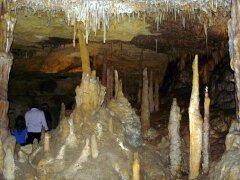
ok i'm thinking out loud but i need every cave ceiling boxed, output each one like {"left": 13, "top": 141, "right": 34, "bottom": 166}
{"left": 11, "top": 0, "right": 230, "bottom": 59}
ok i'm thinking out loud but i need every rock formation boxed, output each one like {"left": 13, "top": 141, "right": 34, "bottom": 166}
{"left": 210, "top": 120, "right": 240, "bottom": 179}
{"left": 202, "top": 87, "right": 210, "bottom": 173}
{"left": 168, "top": 98, "right": 181, "bottom": 177}
{"left": 189, "top": 55, "right": 203, "bottom": 179}
{"left": 228, "top": 0, "right": 240, "bottom": 120}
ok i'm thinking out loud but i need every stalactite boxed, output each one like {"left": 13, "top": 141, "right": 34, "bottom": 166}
{"left": 202, "top": 87, "right": 210, "bottom": 173}
{"left": 228, "top": 0, "right": 240, "bottom": 120}
{"left": 154, "top": 76, "right": 159, "bottom": 112}
{"left": 189, "top": 55, "right": 203, "bottom": 179}
{"left": 78, "top": 32, "right": 91, "bottom": 74}
{"left": 132, "top": 152, "right": 140, "bottom": 180}
{"left": 149, "top": 70, "right": 154, "bottom": 113}
{"left": 141, "top": 68, "right": 150, "bottom": 134}
{"left": 168, "top": 98, "right": 181, "bottom": 177}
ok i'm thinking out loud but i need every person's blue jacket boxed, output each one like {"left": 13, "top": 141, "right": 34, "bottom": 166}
{"left": 13, "top": 128, "right": 27, "bottom": 145}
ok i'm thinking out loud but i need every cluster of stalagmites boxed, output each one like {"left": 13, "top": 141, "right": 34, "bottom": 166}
{"left": 0, "top": 67, "right": 143, "bottom": 180}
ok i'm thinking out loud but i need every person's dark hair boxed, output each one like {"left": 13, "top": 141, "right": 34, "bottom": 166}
{"left": 15, "top": 115, "right": 26, "bottom": 132}
{"left": 30, "top": 103, "right": 39, "bottom": 109}
{"left": 41, "top": 103, "right": 49, "bottom": 111}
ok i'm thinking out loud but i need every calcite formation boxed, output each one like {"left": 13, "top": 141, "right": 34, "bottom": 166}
{"left": 188, "top": 55, "right": 203, "bottom": 179}
{"left": 168, "top": 98, "right": 181, "bottom": 177}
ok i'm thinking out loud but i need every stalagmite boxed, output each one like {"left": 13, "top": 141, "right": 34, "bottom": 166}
{"left": 117, "top": 80, "right": 124, "bottom": 97}
{"left": 228, "top": 0, "right": 240, "bottom": 120}
{"left": 65, "top": 117, "right": 78, "bottom": 148}
{"left": 18, "top": 150, "right": 28, "bottom": 163}
{"left": 132, "top": 152, "right": 140, "bottom": 180}
{"left": 189, "top": 55, "right": 203, "bottom": 179}
{"left": 78, "top": 32, "right": 91, "bottom": 74}
{"left": 154, "top": 76, "right": 159, "bottom": 112}
{"left": 114, "top": 70, "right": 119, "bottom": 97}
{"left": 44, "top": 133, "right": 50, "bottom": 153}
{"left": 168, "top": 98, "right": 181, "bottom": 177}
{"left": 202, "top": 87, "right": 210, "bottom": 173}
{"left": 141, "top": 68, "right": 150, "bottom": 133}
{"left": 149, "top": 70, "right": 154, "bottom": 113}
{"left": 75, "top": 70, "right": 106, "bottom": 112}
{"left": 91, "top": 134, "right": 98, "bottom": 159}
{"left": 3, "top": 136, "right": 16, "bottom": 180}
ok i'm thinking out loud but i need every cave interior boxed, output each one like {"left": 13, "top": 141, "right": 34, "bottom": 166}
{"left": 0, "top": 0, "right": 240, "bottom": 179}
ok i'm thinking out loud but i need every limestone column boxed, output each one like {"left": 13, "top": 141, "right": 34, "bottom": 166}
{"left": 228, "top": 0, "right": 240, "bottom": 120}
{"left": 141, "top": 68, "right": 150, "bottom": 133}
{"left": 189, "top": 55, "right": 203, "bottom": 179}
{"left": 149, "top": 70, "right": 154, "bottom": 113}
{"left": 202, "top": 87, "right": 210, "bottom": 173}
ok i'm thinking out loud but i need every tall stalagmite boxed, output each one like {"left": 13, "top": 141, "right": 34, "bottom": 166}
{"left": 228, "top": 0, "right": 240, "bottom": 120}
{"left": 189, "top": 55, "right": 203, "bottom": 179}
{"left": 202, "top": 87, "right": 210, "bottom": 173}
{"left": 168, "top": 98, "right": 181, "bottom": 177}
{"left": 141, "top": 68, "right": 150, "bottom": 133}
